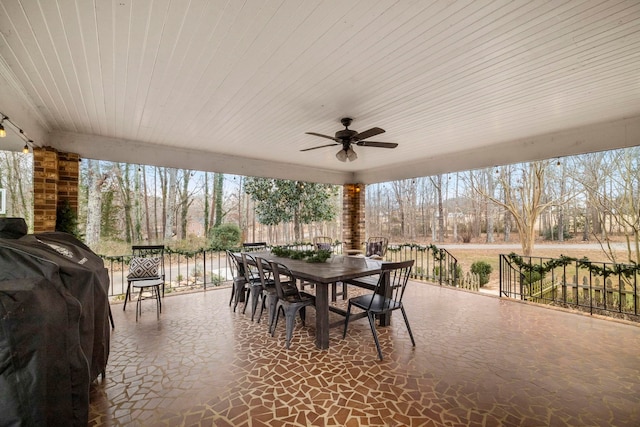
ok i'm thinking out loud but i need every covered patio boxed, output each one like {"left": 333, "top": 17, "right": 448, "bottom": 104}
{"left": 91, "top": 282, "right": 640, "bottom": 426}
{"left": 1, "top": 2, "right": 640, "bottom": 425}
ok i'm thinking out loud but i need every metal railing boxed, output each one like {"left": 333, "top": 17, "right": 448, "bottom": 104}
{"left": 102, "top": 249, "right": 233, "bottom": 299}
{"left": 101, "top": 242, "right": 459, "bottom": 298}
{"left": 267, "top": 242, "right": 459, "bottom": 286}
{"left": 384, "top": 244, "right": 458, "bottom": 286}
{"left": 500, "top": 254, "right": 639, "bottom": 321}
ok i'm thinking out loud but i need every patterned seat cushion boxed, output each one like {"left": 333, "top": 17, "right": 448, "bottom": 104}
{"left": 128, "top": 257, "right": 160, "bottom": 278}
{"left": 316, "top": 243, "right": 332, "bottom": 252}
{"left": 366, "top": 241, "right": 382, "bottom": 257}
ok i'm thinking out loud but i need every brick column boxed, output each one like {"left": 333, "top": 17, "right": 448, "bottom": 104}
{"left": 57, "top": 151, "right": 80, "bottom": 213}
{"left": 32, "top": 147, "right": 79, "bottom": 233}
{"left": 342, "top": 183, "right": 365, "bottom": 250}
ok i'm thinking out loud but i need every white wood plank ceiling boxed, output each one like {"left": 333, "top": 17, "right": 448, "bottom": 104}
{"left": 1, "top": 0, "right": 639, "bottom": 184}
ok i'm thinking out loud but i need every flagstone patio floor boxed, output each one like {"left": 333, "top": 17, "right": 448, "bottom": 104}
{"left": 89, "top": 281, "right": 640, "bottom": 426}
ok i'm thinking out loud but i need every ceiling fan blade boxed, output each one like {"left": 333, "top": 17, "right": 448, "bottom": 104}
{"left": 305, "top": 132, "right": 338, "bottom": 141}
{"left": 356, "top": 141, "right": 398, "bottom": 149}
{"left": 300, "top": 143, "right": 339, "bottom": 152}
{"left": 353, "top": 127, "right": 385, "bottom": 141}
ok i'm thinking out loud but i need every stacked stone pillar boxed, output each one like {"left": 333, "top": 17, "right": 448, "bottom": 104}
{"left": 342, "top": 183, "right": 365, "bottom": 251}
{"left": 32, "top": 147, "right": 79, "bottom": 233}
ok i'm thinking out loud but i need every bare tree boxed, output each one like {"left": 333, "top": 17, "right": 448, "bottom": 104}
{"left": 0, "top": 151, "right": 32, "bottom": 223}
{"left": 113, "top": 163, "right": 134, "bottom": 243}
{"left": 164, "top": 168, "right": 178, "bottom": 240}
{"left": 578, "top": 148, "right": 639, "bottom": 264}
{"left": 85, "top": 159, "right": 107, "bottom": 246}
{"left": 477, "top": 162, "right": 556, "bottom": 256}
{"left": 142, "top": 166, "right": 152, "bottom": 241}
{"left": 429, "top": 175, "right": 445, "bottom": 242}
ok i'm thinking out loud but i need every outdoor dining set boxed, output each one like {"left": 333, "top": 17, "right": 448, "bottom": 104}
{"left": 225, "top": 237, "right": 416, "bottom": 360}
{"left": 120, "top": 237, "right": 416, "bottom": 360}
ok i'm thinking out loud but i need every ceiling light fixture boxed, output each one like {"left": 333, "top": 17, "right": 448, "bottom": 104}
{"left": 0, "top": 123, "right": 5, "bottom": 138}
{"left": 336, "top": 146, "right": 357, "bottom": 162}
{"left": 22, "top": 144, "right": 29, "bottom": 154}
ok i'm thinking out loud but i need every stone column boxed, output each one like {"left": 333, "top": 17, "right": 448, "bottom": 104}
{"left": 342, "top": 183, "right": 365, "bottom": 251}
{"left": 32, "top": 147, "right": 79, "bottom": 233}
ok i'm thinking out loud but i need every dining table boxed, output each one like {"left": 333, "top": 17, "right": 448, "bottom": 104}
{"left": 233, "top": 251, "right": 382, "bottom": 350}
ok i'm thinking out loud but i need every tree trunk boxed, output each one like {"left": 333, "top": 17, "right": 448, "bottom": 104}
{"left": 203, "top": 172, "right": 210, "bottom": 237}
{"left": 133, "top": 166, "right": 142, "bottom": 242}
{"left": 164, "top": 168, "right": 178, "bottom": 240}
{"left": 179, "top": 169, "right": 191, "bottom": 239}
{"left": 142, "top": 166, "right": 151, "bottom": 241}
{"left": 214, "top": 173, "right": 224, "bottom": 227}
{"left": 85, "top": 160, "right": 103, "bottom": 247}
{"left": 486, "top": 169, "right": 495, "bottom": 243}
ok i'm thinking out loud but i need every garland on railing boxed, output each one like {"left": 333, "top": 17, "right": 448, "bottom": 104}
{"left": 387, "top": 243, "right": 444, "bottom": 261}
{"left": 506, "top": 253, "right": 639, "bottom": 279}
{"left": 99, "top": 246, "right": 211, "bottom": 263}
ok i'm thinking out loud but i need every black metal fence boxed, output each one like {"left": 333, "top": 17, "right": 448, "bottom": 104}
{"left": 102, "top": 249, "right": 232, "bottom": 299}
{"left": 385, "top": 244, "right": 459, "bottom": 286}
{"left": 500, "top": 254, "right": 639, "bottom": 321}
{"left": 101, "top": 242, "right": 459, "bottom": 298}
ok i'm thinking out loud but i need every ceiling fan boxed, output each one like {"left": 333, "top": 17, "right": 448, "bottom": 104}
{"left": 302, "top": 117, "right": 398, "bottom": 162}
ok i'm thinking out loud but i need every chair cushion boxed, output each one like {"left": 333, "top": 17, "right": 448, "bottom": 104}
{"left": 316, "top": 242, "right": 332, "bottom": 251}
{"left": 366, "top": 241, "right": 382, "bottom": 257}
{"left": 128, "top": 257, "right": 160, "bottom": 278}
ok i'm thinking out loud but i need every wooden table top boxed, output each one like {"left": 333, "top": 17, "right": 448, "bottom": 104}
{"left": 236, "top": 251, "right": 381, "bottom": 284}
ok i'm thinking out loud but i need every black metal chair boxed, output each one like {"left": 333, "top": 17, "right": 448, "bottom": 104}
{"left": 313, "top": 236, "right": 333, "bottom": 252}
{"left": 227, "top": 251, "right": 249, "bottom": 312}
{"left": 342, "top": 259, "right": 415, "bottom": 360}
{"left": 255, "top": 256, "right": 300, "bottom": 326}
{"left": 254, "top": 257, "right": 276, "bottom": 325}
{"left": 269, "top": 261, "right": 315, "bottom": 349}
{"left": 365, "top": 237, "right": 388, "bottom": 258}
{"left": 242, "top": 242, "right": 268, "bottom": 252}
{"left": 123, "top": 245, "right": 165, "bottom": 321}
{"left": 241, "top": 253, "right": 269, "bottom": 321}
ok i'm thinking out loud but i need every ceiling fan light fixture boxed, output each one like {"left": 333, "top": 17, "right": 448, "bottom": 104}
{"left": 346, "top": 147, "right": 357, "bottom": 161}
{"left": 336, "top": 149, "right": 347, "bottom": 162}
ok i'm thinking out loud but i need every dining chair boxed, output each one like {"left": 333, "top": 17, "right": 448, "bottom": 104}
{"left": 312, "top": 236, "right": 333, "bottom": 252}
{"left": 365, "top": 237, "right": 388, "bottom": 258}
{"left": 342, "top": 259, "right": 415, "bottom": 360}
{"left": 254, "top": 257, "right": 277, "bottom": 325}
{"left": 241, "top": 253, "right": 268, "bottom": 321}
{"left": 227, "top": 250, "right": 249, "bottom": 312}
{"left": 242, "top": 242, "right": 268, "bottom": 252}
{"left": 268, "top": 261, "right": 315, "bottom": 349}
{"left": 123, "top": 245, "right": 165, "bottom": 321}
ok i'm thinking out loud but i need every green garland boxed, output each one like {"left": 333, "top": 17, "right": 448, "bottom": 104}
{"left": 386, "top": 243, "right": 444, "bottom": 261}
{"left": 506, "top": 253, "right": 639, "bottom": 279}
{"left": 270, "top": 246, "right": 332, "bottom": 263}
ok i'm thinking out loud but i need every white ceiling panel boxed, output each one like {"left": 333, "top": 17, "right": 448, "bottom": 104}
{"left": 1, "top": 0, "right": 639, "bottom": 184}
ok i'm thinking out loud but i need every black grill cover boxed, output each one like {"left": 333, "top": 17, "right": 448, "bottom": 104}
{"left": 0, "top": 230, "right": 111, "bottom": 427}
{"left": 0, "top": 217, "right": 28, "bottom": 239}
